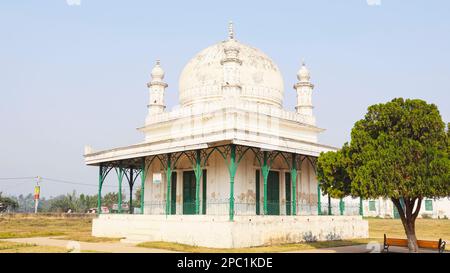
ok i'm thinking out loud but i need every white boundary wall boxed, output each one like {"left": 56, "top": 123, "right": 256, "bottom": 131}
{"left": 92, "top": 215, "right": 368, "bottom": 248}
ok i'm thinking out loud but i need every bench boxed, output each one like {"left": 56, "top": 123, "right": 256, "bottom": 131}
{"left": 383, "top": 234, "right": 446, "bottom": 253}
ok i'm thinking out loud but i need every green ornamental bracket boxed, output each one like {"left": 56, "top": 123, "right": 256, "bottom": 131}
{"left": 229, "top": 145, "right": 237, "bottom": 221}
{"left": 194, "top": 151, "right": 201, "bottom": 214}
{"left": 186, "top": 150, "right": 203, "bottom": 215}
{"left": 317, "top": 183, "right": 322, "bottom": 215}
{"left": 290, "top": 153, "right": 297, "bottom": 215}
{"left": 114, "top": 167, "right": 125, "bottom": 214}
{"left": 140, "top": 157, "right": 147, "bottom": 214}
{"left": 274, "top": 152, "right": 301, "bottom": 216}
{"left": 165, "top": 154, "right": 173, "bottom": 216}
{"left": 306, "top": 156, "right": 321, "bottom": 216}
{"left": 328, "top": 194, "right": 332, "bottom": 215}
{"left": 254, "top": 150, "right": 277, "bottom": 216}
{"left": 123, "top": 167, "right": 142, "bottom": 215}
{"left": 359, "top": 197, "right": 363, "bottom": 216}
{"left": 262, "top": 151, "right": 270, "bottom": 215}
{"left": 203, "top": 145, "right": 253, "bottom": 221}
{"left": 97, "top": 165, "right": 113, "bottom": 215}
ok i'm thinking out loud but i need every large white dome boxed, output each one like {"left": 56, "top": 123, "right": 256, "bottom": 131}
{"left": 179, "top": 40, "right": 284, "bottom": 107}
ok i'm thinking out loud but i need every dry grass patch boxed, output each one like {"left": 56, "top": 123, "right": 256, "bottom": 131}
{"left": 0, "top": 241, "right": 69, "bottom": 253}
{"left": 138, "top": 239, "right": 371, "bottom": 253}
{"left": 0, "top": 214, "right": 118, "bottom": 243}
{"left": 0, "top": 215, "right": 91, "bottom": 239}
{"left": 367, "top": 218, "right": 450, "bottom": 241}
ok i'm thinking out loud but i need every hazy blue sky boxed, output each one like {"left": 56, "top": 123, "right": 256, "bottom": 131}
{"left": 0, "top": 0, "right": 449, "bottom": 197}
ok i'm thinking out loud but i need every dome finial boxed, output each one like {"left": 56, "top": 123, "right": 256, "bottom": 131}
{"left": 228, "top": 21, "right": 234, "bottom": 40}
{"left": 150, "top": 59, "right": 165, "bottom": 82}
{"left": 297, "top": 59, "right": 311, "bottom": 82}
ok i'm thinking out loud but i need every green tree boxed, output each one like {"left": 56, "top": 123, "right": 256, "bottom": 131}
{"left": 317, "top": 98, "right": 450, "bottom": 252}
{"left": 134, "top": 187, "right": 141, "bottom": 209}
{"left": 102, "top": 192, "right": 118, "bottom": 208}
{"left": 49, "top": 194, "right": 73, "bottom": 212}
{"left": 0, "top": 192, "right": 19, "bottom": 212}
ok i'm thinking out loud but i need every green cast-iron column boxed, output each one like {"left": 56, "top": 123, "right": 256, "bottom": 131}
{"left": 339, "top": 198, "right": 344, "bottom": 215}
{"left": 97, "top": 165, "right": 103, "bottom": 214}
{"left": 359, "top": 197, "right": 363, "bottom": 216}
{"left": 117, "top": 168, "right": 123, "bottom": 214}
{"left": 328, "top": 194, "right": 332, "bottom": 215}
{"left": 129, "top": 168, "right": 134, "bottom": 214}
{"left": 140, "top": 158, "right": 146, "bottom": 214}
{"left": 290, "top": 154, "right": 297, "bottom": 215}
{"left": 317, "top": 183, "right": 322, "bottom": 215}
{"left": 195, "top": 150, "right": 201, "bottom": 215}
{"left": 262, "top": 151, "right": 269, "bottom": 215}
{"left": 229, "top": 145, "right": 237, "bottom": 221}
{"left": 166, "top": 154, "right": 172, "bottom": 216}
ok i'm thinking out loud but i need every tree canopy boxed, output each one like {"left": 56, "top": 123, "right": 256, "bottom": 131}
{"left": 0, "top": 192, "right": 19, "bottom": 212}
{"left": 317, "top": 98, "right": 450, "bottom": 252}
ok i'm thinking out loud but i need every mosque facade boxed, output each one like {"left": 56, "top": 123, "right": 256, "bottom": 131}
{"left": 85, "top": 23, "right": 368, "bottom": 248}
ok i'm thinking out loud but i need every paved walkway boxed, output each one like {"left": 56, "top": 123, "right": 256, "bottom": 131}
{"left": 286, "top": 244, "right": 373, "bottom": 253}
{"left": 0, "top": 237, "right": 176, "bottom": 253}
{"left": 287, "top": 244, "right": 445, "bottom": 253}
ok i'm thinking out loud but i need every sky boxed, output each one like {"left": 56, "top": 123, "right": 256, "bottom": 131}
{"left": 0, "top": 0, "right": 449, "bottom": 198}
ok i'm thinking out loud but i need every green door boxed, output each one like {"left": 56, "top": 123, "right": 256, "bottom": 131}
{"left": 267, "top": 171, "right": 280, "bottom": 215}
{"left": 393, "top": 198, "right": 404, "bottom": 219}
{"left": 393, "top": 206, "right": 400, "bottom": 219}
{"left": 285, "top": 172, "right": 291, "bottom": 215}
{"left": 170, "top": 172, "right": 177, "bottom": 215}
{"left": 183, "top": 171, "right": 196, "bottom": 215}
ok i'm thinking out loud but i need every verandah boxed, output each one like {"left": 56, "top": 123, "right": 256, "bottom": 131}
{"left": 96, "top": 144, "right": 364, "bottom": 220}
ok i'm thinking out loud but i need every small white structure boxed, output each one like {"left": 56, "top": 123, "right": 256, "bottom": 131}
{"left": 362, "top": 197, "right": 450, "bottom": 219}
{"left": 85, "top": 23, "right": 368, "bottom": 248}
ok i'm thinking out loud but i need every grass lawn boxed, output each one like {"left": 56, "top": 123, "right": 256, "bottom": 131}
{"left": 0, "top": 241, "right": 69, "bottom": 253}
{"left": 137, "top": 239, "right": 372, "bottom": 253}
{"left": 367, "top": 218, "right": 450, "bottom": 241}
{"left": 0, "top": 214, "right": 121, "bottom": 243}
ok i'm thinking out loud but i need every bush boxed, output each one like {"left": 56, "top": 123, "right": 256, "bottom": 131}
{"left": 421, "top": 213, "right": 433, "bottom": 219}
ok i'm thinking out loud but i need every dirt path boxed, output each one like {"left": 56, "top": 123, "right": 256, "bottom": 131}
{"left": 0, "top": 237, "right": 177, "bottom": 253}
{"left": 2, "top": 237, "right": 443, "bottom": 253}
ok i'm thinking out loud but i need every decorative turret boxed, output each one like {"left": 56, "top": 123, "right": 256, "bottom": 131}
{"left": 294, "top": 61, "right": 314, "bottom": 117}
{"left": 221, "top": 21, "right": 242, "bottom": 98}
{"left": 147, "top": 60, "right": 168, "bottom": 116}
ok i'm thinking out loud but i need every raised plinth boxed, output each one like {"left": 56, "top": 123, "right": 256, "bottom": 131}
{"left": 92, "top": 215, "right": 368, "bottom": 248}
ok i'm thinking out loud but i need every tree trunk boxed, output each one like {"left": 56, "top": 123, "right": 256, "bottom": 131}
{"left": 404, "top": 218, "right": 418, "bottom": 253}
{"left": 391, "top": 197, "right": 422, "bottom": 253}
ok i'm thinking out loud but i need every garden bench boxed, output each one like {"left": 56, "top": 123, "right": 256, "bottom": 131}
{"left": 383, "top": 234, "right": 446, "bottom": 253}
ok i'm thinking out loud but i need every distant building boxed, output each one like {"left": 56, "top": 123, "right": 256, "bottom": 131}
{"left": 362, "top": 198, "right": 450, "bottom": 219}
{"left": 84, "top": 23, "right": 368, "bottom": 248}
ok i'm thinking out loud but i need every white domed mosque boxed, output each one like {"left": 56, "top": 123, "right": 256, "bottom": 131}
{"left": 85, "top": 23, "right": 368, "bottom": 248}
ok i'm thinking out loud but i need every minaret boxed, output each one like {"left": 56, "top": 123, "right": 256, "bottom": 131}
{"left": 146, "top": 60, "right": 168, "bottom": 116}
{"left": 294, "top": 61, "right": 314, "bottom": 116}
{"left": 221, "top": 21, "right": 242, "bottom": 98}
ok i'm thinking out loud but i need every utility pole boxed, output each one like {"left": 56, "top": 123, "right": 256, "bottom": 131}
{"left": 34, "top": 176, "right": 41, "bottom": 214}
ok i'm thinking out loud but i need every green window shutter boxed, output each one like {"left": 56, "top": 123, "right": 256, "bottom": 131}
{"left": 425, "top": 200, "right": 433, "bottom": 211}
{"left": 369, "top": 200, "right": 376, "bottom": 211}
{"left": 171, "top": 172, "right": 177, "bottom": 215}
{"left": 202, "top": 170, "right": 207, "bottom": 215}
